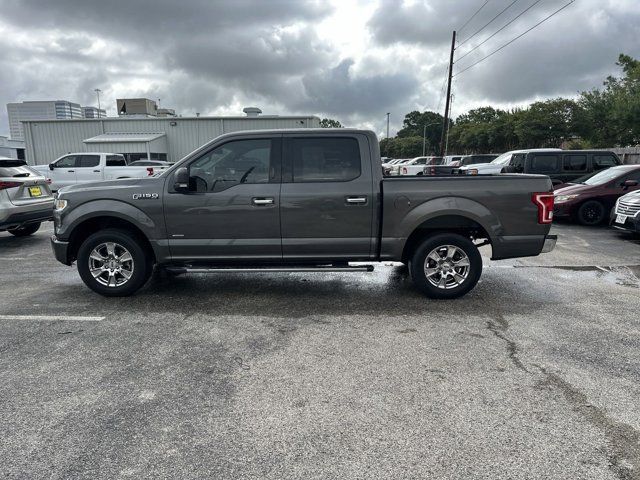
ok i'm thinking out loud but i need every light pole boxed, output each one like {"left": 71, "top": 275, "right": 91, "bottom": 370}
{"left": 422, "top": 122, "right": 441, "bottom": 156}
{"left": 94, "top": 88, "right": 102, "bottom": 112}
{"left": 386, "top": 112, "right": 390, "bottom": 139}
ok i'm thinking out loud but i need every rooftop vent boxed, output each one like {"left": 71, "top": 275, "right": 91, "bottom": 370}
{"left": 243, "top": 107, "right": 262, "bottom": 117}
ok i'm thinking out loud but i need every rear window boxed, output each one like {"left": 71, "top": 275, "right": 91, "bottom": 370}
{"left": 106, "top": 155, "right": 127, "bottom": 167}
{"left": 563, "top": 154, "right": 587, "bottom": 172}
{"left": 530, "top": 154, "right": 560, "bottom": 173}
{"left": 593, "top": 154, "right": 619, "bottom": 170}
{"left": 290, "top": 137, "right": 361, "bottom": 183}
{"left": 0, "top": 165, "right": 40, "bottom": 178}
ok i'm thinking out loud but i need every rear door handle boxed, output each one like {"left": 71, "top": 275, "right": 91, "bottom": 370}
{"left": 67, "top": 170, "right": 75, "bottom": 173}
{"left": 346, "top": 196, "right": 367, "bottom": 204}
{"left": 93, "top": 170, "right": 100, "bottom": 173}
{"left": 252, "top": 197, "right": 274, "bottom": 205}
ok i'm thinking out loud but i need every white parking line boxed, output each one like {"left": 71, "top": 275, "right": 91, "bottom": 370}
{"left": 0, "top": 315, "right": 104, "bottom": 322}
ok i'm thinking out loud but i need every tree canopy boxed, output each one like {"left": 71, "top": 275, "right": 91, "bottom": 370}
{"left": 381, "top": 54, "right": 640, "bottom": 157}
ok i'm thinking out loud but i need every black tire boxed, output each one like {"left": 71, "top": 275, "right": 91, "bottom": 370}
{"left": 577, "top": 200, "right": 605, "bottom": 226}
{"left": 409, "top": 233, "right": 482, "bottom": 299}
{"left": 8, "top": 222, "right": 40, "bottom": 237}
{"left": 77, "top": 228, "right": 152, "bottom": 296}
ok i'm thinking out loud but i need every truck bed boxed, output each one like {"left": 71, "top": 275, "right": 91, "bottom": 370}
{"left": 379, "top": 174, "right": 553, "bottom": 261}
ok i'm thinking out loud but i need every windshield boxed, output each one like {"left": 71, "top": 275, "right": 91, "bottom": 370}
{"left": 582, "top": 166, "right": 627, "bottom": 185}
{"left": 490, "top": 152, "right": 513, "bottom": 165}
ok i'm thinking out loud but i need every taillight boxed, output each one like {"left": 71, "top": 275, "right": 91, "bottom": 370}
{"left": 147, "top": 167, "right": 154, "bottom": 176}
{"left": 0, "top": 181, "right": 21, "bottom": 190}
{"left": 402, "top": 167, "right": 407, "bottom": 174}
{"left": 532, "top": 192, "right": 554, "bottom": 224}
{"left": 45, "top": 178, "right": 52, "bottom": 184}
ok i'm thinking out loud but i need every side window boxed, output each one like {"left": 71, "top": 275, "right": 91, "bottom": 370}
{"left": 290, "top": 137, "right": 361, "bottom": 182}
{"left": 415, "top": 158, "right": 427, "bottom": 165}
{"left": 563, "top": 154, "right": 587, "bottom": 172}
{"left": 593, "top": 154, "right": 619, "bottom": 170}
{"left": 106, "top": 155, "right": 126, "bottom": 167}
{"left": 78, "top": 155, "right": 100, "bottom": 168}
{"left": 189, "top": 139, "right": 271, "bottom": 193}
{"left": 530, "top": 154, "right": 559, "bottom": 173}
{"left": 623, "top": 170, "right": 640, "bottom": 183}
{"left": 510, "top": 154, "right": 525, "bottom": 173}
{"left": 55, "top": 155, "right": 78, "bottom": 168}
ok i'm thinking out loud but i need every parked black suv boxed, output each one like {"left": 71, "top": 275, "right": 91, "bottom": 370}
{"left": 460, "top": 149, "right": 622, "bottom": 185}
{"left": 502, "top": 150, "right": 622, "bottom": 185}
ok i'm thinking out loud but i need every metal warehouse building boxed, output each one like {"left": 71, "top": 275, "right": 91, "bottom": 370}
{"left": 22, "top": 114, "right": 320, "bottom": 165}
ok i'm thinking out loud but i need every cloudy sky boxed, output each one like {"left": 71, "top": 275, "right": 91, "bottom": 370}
{"left": 0, "top": 0, "right": 638, "bottom": 138}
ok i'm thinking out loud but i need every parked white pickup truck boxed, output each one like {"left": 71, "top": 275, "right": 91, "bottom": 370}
{"left": 32, "top": 153, "right": 170, "bottom": 191}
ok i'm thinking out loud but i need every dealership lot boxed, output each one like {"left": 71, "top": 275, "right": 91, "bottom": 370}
{"left": 1, "top": 223, "right": 639, "bottom": 479}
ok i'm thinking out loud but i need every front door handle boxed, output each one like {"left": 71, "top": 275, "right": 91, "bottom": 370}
{"left": 252, "top": 197, "right": 274, "bottom": 205}
{"left": 67, "top": 170, "right": 75, "bottom": 173}
{"left": 346, "top": 196, "right": 367, "bottom": 204}
{"left": 93, "top": 170, "right": 100, "bottom": 173}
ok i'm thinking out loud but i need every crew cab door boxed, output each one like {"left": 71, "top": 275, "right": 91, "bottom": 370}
{"left": 163, "top": 135, "right": 282, "bottom": 261}
{"left": 49, "top": 154, "right": 79, "bottom": 189}
{"left": 280, "top": 134, "right": 374, "bottom": 260}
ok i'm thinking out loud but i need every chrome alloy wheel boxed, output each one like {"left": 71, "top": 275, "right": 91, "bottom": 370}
{"left": 88, "top": 242, "right": 134, "bottom": 287}
{"left": 424, "top": 244, "right": 471, "bottom": 289}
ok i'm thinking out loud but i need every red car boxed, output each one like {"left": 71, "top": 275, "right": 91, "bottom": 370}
{"left": 553, "top": 165, "right": 640, "bottom": 225}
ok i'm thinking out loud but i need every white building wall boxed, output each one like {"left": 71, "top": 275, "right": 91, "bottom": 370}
{"left": 23, "top": 116, "right": 321, "bottom": 165}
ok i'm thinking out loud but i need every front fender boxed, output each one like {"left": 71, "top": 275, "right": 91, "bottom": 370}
{"left": 56, "top": 199, "right": 163, "bottom": 241}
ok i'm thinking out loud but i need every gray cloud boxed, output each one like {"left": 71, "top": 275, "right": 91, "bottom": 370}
{"left": 0, "top": 0, "right": 638, "bottom": 138}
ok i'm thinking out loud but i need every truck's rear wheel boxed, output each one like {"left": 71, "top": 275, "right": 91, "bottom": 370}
{"left": 77, "top": 229, "right": 151, "bottom": 296}
{"left": 409, "top": 233, "right": 482, "bottom": 299}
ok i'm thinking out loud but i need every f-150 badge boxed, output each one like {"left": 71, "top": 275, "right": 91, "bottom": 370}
{"left": 132, "top": 193, "right": 159, "bottom": 200}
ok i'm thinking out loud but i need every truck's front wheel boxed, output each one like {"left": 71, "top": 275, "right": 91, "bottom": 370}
{"left": 77, "top": 229, "right": 151, "bottom": 296}
{"left": 409, "top": 233, "right": 482, "bottom": 299}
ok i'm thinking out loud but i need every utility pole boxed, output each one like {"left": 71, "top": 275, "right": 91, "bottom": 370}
{"left": 423, "top": 124, "right": 427, "bottom": 156}
{"left": 94, "top": 88, "right": 102, "bottom": 111}
{"left": 386, "top": 112, "right": 390, "bottom": 139}
{"left": 440, "top": 30, "right": 456, "bottom": 156}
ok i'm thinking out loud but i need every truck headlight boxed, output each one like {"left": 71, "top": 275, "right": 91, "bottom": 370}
{"left": 54, "top": 199, "right": 68, "bottom": 211}
{"left": 554, "top": 194, "right": 579, "bottom": 203}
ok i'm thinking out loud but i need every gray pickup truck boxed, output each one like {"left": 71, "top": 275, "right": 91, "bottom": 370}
{"left": 51, "top": 129, "right": 556, "bottom": 298}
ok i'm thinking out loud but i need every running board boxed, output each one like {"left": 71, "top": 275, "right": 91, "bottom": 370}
{"left": 165, "top": 265, "right": 375, "bottom": 274}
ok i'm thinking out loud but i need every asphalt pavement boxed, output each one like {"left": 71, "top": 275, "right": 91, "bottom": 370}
{"left": 0, "top": 222, "right": 639, "bottom": 479}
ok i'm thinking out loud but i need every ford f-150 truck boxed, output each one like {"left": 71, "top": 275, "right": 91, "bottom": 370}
{"left": 50, "top": 129, "right": 556, "bottom": 298}
{"left": 33, "top": 153, "right": 169, "bottom": 191}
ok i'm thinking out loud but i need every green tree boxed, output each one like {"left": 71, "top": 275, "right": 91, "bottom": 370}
{"left": 319, "top": 118, "right": 343, "bottom": 128}
{"left": 396, "top": 111, "right": 445, "bottom": 154}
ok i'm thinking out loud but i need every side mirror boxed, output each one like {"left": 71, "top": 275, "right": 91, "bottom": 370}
{"left": 623, "top": 179, "right": 638, "bottom": 188}
{"left": 173, "top": 167, "right": 190, "bottom": 192}
{"left": 49, "top": 163, "right": 55, "bottom": 171}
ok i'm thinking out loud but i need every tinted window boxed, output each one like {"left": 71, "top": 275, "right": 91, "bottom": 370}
{"left": 414, "top": 158, "right": 427, "bottom": 165}
{"left": 78, "top": 155, "right": 100, "bottom": 168}
{"left": 563, "top": 154, "right": 587, "bottom": 172}
{"left": 189, "top": 139, "right": 271, "bottom": 192}
{"left": 106, "top": 155, "right": 127, "bottom": 167}
{"left": 593, "top": 154, "right": 619, "bottom": 170}
{"left": 0, "top": 165, "right": 38, "bottom": 177}
{"left": 55, "top": 155, "right": 77, "bottom": 168}
{"left": 511, "top": 154, "right": 525, "bottom": 173}
{"left": 291, "top": 137, "right": 360, "bottom": 182}
{"left": 530, "top": 154, "right": 559, "bottom": 173}
{"left": 623, "top": 169, "right": 640, "bottom": 182}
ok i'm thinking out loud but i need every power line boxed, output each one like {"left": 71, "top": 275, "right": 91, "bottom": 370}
{"left": 458, "top": 0, "right": 519, "bottom": 47}
{"left": 458, "top": 0, "right": 490, "bottom": 33}
{"left": 456, "top": 0, "right": 543, "bottom": 64}
{"left": 454, "top": 0, "right": 575, "bottom": 77}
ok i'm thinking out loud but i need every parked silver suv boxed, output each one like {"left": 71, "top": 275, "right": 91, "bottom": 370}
{"left": 0, "top": 157, "right": 54, "bottom": 237}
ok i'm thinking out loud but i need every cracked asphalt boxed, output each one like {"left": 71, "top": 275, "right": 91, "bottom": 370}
{"left": 1, "top": 222, "right": 639, "bottom": 479}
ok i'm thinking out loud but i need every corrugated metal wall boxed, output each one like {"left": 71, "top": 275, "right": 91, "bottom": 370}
{"left": 23, "top": 116, "right": 320, "bottom": 165}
